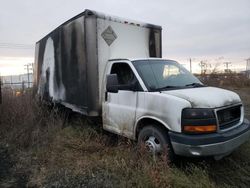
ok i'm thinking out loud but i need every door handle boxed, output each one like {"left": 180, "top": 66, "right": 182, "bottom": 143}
{"left": 105, "top": 92, "right": 108, "bottom": 101}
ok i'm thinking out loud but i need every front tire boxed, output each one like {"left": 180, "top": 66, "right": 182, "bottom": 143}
{"left": 138, "top": 125, "right": 175, "bottom": 162}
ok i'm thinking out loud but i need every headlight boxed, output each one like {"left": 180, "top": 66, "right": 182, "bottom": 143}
{"left": 182, "top": 108, "right": 215, "bottom": 119}
{"left": 182, "top": 108, "right": 217, "bottom": 134}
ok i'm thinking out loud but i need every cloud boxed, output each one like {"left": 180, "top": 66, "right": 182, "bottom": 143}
{"left": 0, "top": 0, "right": 249, "bottom": 74}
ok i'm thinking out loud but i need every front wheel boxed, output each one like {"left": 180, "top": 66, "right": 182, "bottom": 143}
{"left": 138, "top": 125, "right": 175, "bottom": 162}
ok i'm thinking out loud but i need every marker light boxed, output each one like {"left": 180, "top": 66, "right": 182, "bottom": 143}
{"left": 183, "top": 125, "right": 217, "bottom": 133}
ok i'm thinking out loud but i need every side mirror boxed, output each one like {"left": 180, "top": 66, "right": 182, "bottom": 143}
{"left": 106, "top": 74, "right": 119, "bottom": 93}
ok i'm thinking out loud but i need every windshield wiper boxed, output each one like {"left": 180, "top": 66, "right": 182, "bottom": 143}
{"left": 150, "top": 83, "right": 205, "bottom": 91}
{"left": 185, "top": 83, "right": 205, "bottom": 87}
{"left": 150, "top": 85, "right": 181, "bottom": 91}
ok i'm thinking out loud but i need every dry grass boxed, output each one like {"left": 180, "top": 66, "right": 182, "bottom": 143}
{"left": 0, "top": 83, "right": 250, "bottom": 187}
{"left": 0, "top": 90, "right": 172, "bottom": 187}
{"left": 200, "top": 73, "right": 250, "bottom": 88}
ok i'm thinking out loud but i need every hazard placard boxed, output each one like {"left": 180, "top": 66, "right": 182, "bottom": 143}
{"left": 101, "top": 26, "right": 117, "bottom": 46}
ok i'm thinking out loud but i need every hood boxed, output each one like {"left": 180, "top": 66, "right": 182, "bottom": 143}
{"left": 163, "top": 87, "right": 241, "bottom": 108}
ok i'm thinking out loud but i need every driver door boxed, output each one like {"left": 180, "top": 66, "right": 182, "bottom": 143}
{"left": 103, "top": 62, "right": 140, "bottom": 138}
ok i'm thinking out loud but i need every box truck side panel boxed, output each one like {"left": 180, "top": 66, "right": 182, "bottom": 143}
{"left": 36, "top": 16, "right": 89, "bottom": 114}
{"left": 60, "top": 16, "right": 87, "bottom": 109}
{"left": 85, "top": 15, "right": 100, "bottom": 116}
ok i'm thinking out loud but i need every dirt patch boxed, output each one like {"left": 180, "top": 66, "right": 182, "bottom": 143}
{"left": 0, "top": 145, "right": 28, "bottom": 188}
{"left": 0, "top": 145, "right": 13, "bottom": 182}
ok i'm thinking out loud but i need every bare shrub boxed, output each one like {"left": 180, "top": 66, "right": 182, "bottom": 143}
{"left": 200, "top": 73, "right": 250, "bottom": 88}
{"left": 0, "top": 90, "right": 64, "bottom": 149}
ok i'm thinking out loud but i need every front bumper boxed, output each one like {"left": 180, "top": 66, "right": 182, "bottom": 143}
{"left": 169, "top": 119, "right": 250, "bottom": 157}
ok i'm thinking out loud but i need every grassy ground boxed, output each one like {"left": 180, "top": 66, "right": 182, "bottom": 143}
{"left": 0, "top": 87, "right": 250, "bottom": 188}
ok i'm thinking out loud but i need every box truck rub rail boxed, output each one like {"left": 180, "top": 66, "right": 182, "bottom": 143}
{"left": 34, "top": 9, "right": 250, "bottom": 161}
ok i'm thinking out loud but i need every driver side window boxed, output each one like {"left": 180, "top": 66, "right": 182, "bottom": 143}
{"left": 110, "top": 63, "right": 142, "bottom": 91}
{"left": 111, "top": 63, "right": 135, "bottom": 85}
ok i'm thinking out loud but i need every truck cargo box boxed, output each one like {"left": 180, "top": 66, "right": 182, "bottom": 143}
{"left": 34, "top": 9, "right": 162, "bottom": 116}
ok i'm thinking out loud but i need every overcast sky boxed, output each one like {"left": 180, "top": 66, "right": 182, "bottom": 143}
{"left": 0, "top": 0, "right": 250, "bottom": 75}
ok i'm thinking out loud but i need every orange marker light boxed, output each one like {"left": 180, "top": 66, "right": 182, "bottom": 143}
{"left": 184, "top": 125, "right": 217, "bottom": 133}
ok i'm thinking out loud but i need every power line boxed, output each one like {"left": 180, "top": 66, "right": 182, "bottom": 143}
{"left": 0, "top": 43, "right": 34, "bottom": 50}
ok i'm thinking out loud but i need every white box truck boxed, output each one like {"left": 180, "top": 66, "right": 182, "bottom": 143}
{"left": 34, "top": 9, "right": 250, "bottom": 161}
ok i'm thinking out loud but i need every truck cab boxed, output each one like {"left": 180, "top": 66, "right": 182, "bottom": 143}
{"left": 103, "top": 58, "right": 250, "bottom": 160}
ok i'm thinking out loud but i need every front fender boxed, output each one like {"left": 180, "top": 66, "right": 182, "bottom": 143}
{"left": 133, "top": 115, "right": 171, "bottom": 140}
{"left": 135, "top": 92, "right": 191, "bottom": 135}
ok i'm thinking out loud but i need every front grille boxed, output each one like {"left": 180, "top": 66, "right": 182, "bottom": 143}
{"left": 217, "top": 105, "right": 241, "bottom": 130}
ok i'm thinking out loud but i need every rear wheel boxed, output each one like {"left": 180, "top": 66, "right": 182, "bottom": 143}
{"left": 138, "top": 125, "right": 175, "bottom": 162}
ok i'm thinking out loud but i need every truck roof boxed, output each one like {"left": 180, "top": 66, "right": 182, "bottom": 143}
{"left": 68, "top": 9, "right": 162, "bottom": 29}
{"left": 108, "top": 58, "right": 172, "bottom": 62}
{"left": 37, "top": 9, "right": 162, "bottom": 44}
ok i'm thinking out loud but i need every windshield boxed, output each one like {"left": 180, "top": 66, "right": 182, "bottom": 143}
{"left": 132, "top": 59, "right": 203, "bottom": 91}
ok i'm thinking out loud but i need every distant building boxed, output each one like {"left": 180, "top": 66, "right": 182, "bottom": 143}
{"left": 1, "top": 73, "right": 33, "bottom": 89}
{"left": 240, "top": 70, "right": 250, "bottom": 79}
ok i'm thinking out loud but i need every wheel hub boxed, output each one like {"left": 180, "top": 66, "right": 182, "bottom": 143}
{"left": 145, "top": 136, "right": 162, "bottom": 154}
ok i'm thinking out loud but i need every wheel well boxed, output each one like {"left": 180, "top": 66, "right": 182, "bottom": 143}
{"left": 135, "top": 118, "right": 169, "bottom": 139}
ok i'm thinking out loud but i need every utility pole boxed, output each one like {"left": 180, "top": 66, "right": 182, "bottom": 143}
{"left": 246, "top": 58, "right": 250, "bottom": 71}
{"left": 25, "top": 64, "right": 30, "bottom": 88}
{"left": 0, "top": 76, "right": 2, "bottom": 104}
{"left": 24, "top": 63, "right": 33, "bottom": 88}
{"left": 223, "top": 62, "right": 231, "bottom": 73}
{"left": 199, "top": 61, "right": 206, "bottom": 75}
{"left": 246, "top": 58, "right": 250, "bottom": 78}
{"left": 200, "top": 61, "right": 203, "bottom": 75}
{"left": 189, "top": 58, "right": 192, "bottom": 73}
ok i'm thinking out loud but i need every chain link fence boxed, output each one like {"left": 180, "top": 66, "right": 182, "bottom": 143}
{"left": 0, "top": 76, "right": 33, "bottom": 104}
